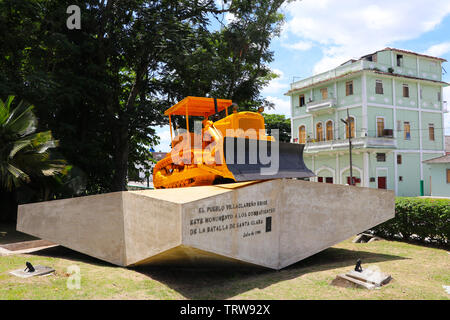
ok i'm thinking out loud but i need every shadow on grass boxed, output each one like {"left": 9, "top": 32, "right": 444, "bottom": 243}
{"left": 0, "top": 223, "right": 38, "bottom": 245}
{"left": 132, "top": 247, "right": 408, "bottom": 299}
{"left": 23, "top": 244, "right": 407, "bottom": 299}
{"left": 28, "top": 246, "right": 116, "bottom": 268}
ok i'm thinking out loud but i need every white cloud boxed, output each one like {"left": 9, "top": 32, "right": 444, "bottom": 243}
{"left": 224, "top": 12, "right": 237, "bottom": 24}
{"left": 425, "top": 42, "right": 450, "bottom": 57}
{"left": 282, "top": 40, "right": 313, "bottom": 51}
{"left": 284, "top": 0, "right": 450, "bottom": 74}
{"left": 261, "top": 68, "right": 289, "bottom": 96}
{"left": 264, "top": 96, "right": 291, "bottom": 117}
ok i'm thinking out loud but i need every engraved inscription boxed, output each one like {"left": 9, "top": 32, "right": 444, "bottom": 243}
{"left": 189, "top": 200, "right": 274, "bottom": 238}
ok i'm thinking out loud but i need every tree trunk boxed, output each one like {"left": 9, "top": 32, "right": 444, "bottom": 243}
{"left": 111, "top": 123, "right": 129, "bottom": 192}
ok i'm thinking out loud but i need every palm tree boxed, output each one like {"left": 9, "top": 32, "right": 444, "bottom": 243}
{"left": 0, "top": 95, "right": 67, "bottom": 221}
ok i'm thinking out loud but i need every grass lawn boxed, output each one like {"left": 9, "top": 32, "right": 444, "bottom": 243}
{"left": 0, "top": 227, "right": 448, "bottom": 299}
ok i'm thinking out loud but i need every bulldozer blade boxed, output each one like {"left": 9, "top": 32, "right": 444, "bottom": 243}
{"left": 223, "top": 137, "right": 315, "bottom": 181}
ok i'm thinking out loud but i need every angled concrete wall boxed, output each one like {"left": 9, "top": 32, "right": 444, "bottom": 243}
{"left": 17, "top": 192, "right": 126, "bottom": 265}
{"left": 17, "top": 179, "right": 395, "bottom": 269}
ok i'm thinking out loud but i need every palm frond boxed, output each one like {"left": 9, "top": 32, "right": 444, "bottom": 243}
{"left": 5, "top": 96, "right": 15, "bottom": 112}
{"left": 9, "top": 139, "right": 32, "bottom": 158}
{"left": 6, "top": 163, "right": 30, "bottom": 183}
{"left": 5, "top": 100, "right": 38, "bottom": 137}
{"left": 0, "top": 95, "right": 69, "bottom": 192}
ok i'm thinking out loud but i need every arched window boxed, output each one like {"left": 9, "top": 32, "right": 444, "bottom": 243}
{"left": 345, "top": 117, "right": 355, "bottom": 139}
{"left": 298, "top": 126, "right": 306, "bottom": 144}
{"left": 316, "top": 122, "right": 323, "bottom": 142}
{"left": 326, "top": 120, "right": 333, "bottom": 141}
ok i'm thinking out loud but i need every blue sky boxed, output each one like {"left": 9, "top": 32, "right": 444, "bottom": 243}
{"left": 153, "top": 0, "right": 450, "bottom": 152}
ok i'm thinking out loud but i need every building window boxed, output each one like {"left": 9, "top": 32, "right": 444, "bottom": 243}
{"left": 396, "top": 54, "right": 403, "bottom": 67}
{"left": 346, "top": 81, "right": 353, "bottom": 96}
{"left": 397, "top": 154, "right": 402, "bottom": 164}
{"left": 438, "top": 91, "right": 441, "bottom": 102}
{"left": 420, "top": 88, "right": 423, "bottom": 99}
{"left": 402, "top": 84, "right": 409, "bottom": 98}
{"left": 318, "top": 177, "right": 323, "bottom": 183}
{"left": 376, "top": 153, "right": 386, "bottom": 162}
{"left": 345, "top": 116, "right": 355, "bottom": 138}
{"left": 447, "top": 169, "right": 450, "bottom": 183}
{"left": 376, "top": 117, "right": 385, "bottom": 137}
{"left": 299, "top": 94, "right": 305, "bottom": 107}
{"left": 399, "top": 176, "right": 403, "bottom": 181}
{"left": 404, "top": 121, "right": 411, "bottom": 140}
{"left": 298, "top": 125, "right": 306, "bottom": 144}
{"left": 320, "top": 88, "right": 328, "bottom": 100}
{"left": 346, "top": 177, "right": 361, "bottom": 185}
{"left": 325, "top": 177, "right": 333, "bottom": 184}
{"left": 326, "top": 120, "right": 333, "bottom": 141}
{"left": 375, "top": 80, "right": 383, "bottom": 94}
{"left": 429, "top": 123, "right": 435, "bottom": 141}
{"left": 316, "top": 122, "right": 323, "bottom": 141}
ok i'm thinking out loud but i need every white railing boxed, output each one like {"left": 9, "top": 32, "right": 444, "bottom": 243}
{"left": 290, "top": 59, "right": 442, "bottom": 92}
{"left": 304, "top": 136, "right": 396, "bottom": 152}
{"left": 290, "top": 61, "right": 363, "bottom": 91}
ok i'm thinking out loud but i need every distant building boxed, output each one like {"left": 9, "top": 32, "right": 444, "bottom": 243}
{"left": 127, "top": 151, "right": 167, "bottom": 189}
{"left": 285, "top": 48, "right": 448, "bottom": 196}
{"left": 422, "top": 136, "right": 450, "bottom": 197}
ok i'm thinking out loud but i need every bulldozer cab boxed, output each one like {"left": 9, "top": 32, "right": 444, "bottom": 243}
{"left": 164, "top": 96, "right": 232, "bottom": 147}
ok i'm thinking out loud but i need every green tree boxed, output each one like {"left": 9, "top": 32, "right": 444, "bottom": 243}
{"left": 263, "top": 113, "right": 291, "bottom": 142}
{"left": 159, "top": 0, "right": 285, "bottom": 110}
{"left": 0, "top": 96, "right": 67, "bottom": 221}
{"left": 0, "top": 0, "right": 288, "bottom": 193}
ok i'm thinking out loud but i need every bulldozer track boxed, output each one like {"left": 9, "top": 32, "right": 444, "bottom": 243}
{"left": 153, "top": 154, "right": 215, "bottom": 189}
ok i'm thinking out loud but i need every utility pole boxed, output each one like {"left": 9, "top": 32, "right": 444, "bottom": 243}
{"left": 340, "top": 108, "right": 353, "bottom": 186}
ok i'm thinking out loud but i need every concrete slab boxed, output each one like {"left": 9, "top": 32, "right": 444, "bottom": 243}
{"left": 331, "top": 274, "right": 377, "bottom": 290}
{"left": 17, "top": 179, "right": 395, "bottom": 269}
{"left": 9, "top": 265, "right": 55, "bottom": 278}
{"left": 346, "top": 269, "right": 392, "bottom": 286}
{"left": 0, "top": 239, "right": 55, "bottom": 251}
{"left": 331, "top": 266, "right": 392, "bottom": 289}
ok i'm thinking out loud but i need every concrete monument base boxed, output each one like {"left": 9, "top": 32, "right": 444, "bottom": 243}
{"left": 17, "top": 179, "right": 395, "bottom": 269}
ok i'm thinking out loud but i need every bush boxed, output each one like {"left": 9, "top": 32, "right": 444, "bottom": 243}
{"left": 372, "top": 197, "right": 450, "bottom": 245}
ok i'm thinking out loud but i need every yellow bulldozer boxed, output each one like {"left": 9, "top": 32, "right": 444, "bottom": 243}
{"left": 153, "top": 96, "right": 313, "bottom": 189}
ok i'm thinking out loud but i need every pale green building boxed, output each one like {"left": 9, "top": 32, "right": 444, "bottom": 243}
{"left": 423, "top": 154, "right": 450, "bottom": 197}
{"left": 285, "top": 48, "right": 448, "bottom": 196}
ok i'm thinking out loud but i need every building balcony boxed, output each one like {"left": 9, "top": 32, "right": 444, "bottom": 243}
{"left": 304, "top": 135, "right": 397, "bottom": 153}
{"left": 306, "top": 98, "right": 336, "bottom": 114}
{"left": 288, "top": 59, "right": 442, "bottom": 94}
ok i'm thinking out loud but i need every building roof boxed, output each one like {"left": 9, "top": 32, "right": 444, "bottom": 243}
{"left": 285, "top": 47, "right": 448, "bottom": 95}
{"left": 423, "top": 154, "right": 450, "bottom": 164}
{"left": 382, "top": 47, "right": 447, "bottom": 62}
{"left": 151, "top": 152, "right": 167, "bottom": 161}
{"left": 285, "top": 69, "right": 448, "bottom": 95}
{"left": 164, "top": 97, "right": 232, "bottom": 117}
